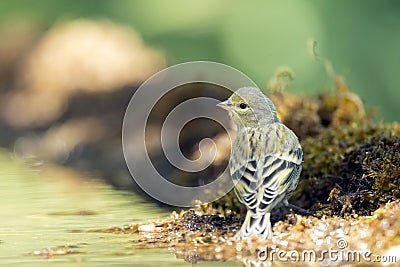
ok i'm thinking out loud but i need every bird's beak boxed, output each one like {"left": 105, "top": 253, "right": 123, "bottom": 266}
{"left": 216, "top": 99, "right": 232, "bottom": 110}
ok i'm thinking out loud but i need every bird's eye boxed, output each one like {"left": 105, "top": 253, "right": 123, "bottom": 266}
{"left": 239, "top": 103, "right": 248, "bottom": 109}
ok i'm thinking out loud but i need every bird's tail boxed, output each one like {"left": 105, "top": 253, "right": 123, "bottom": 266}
{"left": 235, "top": 211, "right": 272, "bottom": 240}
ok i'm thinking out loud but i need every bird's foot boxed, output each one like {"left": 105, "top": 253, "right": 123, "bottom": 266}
{"left": 286, "top": 203, "right": 312, "bottom": 216}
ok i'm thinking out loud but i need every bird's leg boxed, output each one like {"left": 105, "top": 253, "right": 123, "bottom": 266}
{"left": 258, "top": 212, "right": 272, "bottom": 239}
{"left": 233, "top": 211, "right": 274, "bottom": 240}
{"left": 283, "top": 200, "right": 311, "bottom": 216}
{"left": 288, "top": 203, "right": 311, "bottom": 216}
{"left": 233, "top": 211, "right": 251, "bottom": 240}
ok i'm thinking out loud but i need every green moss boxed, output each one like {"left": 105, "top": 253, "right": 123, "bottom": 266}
{"left": 292, "top": 123, "right": 400, "bottom": 217}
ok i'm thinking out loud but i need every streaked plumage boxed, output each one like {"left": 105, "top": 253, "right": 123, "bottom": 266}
{"left": 217, "top": 87, "right": 303, "bottom": 239}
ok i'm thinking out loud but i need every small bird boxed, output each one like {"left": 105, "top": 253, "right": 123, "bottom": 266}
{"left": 217, "top": 87, "right": 303, "bottom": 239}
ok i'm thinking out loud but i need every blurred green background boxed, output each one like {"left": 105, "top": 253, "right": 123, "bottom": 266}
{"left": 1, "top": 2, "right": 398, "bottom": 265}
{"left": 0, "top": 0, "right": 399, "bottom": 121}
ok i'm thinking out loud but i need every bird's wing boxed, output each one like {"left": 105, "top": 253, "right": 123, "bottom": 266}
{"left": 231, "top": 160, "right": 259, "bottom": 211}
{"left": 257, "top": 154, "right": 302, "bottom": 213}
{"left": 231, "top": 147, "right": 302, "bottom": 214}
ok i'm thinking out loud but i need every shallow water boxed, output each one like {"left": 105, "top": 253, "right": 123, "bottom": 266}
{"left": 0, "top": 151, "right": 240, "bottom": 266}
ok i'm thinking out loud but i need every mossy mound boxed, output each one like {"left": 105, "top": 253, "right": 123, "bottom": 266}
{"left": 269, "top": 73, "right": 370, "bottom": 139}
{"left": 292, "top": 122, "right": 400, "bottom": 217}
{"left": 333, "top": 135, "right": 400, "bottom": 216}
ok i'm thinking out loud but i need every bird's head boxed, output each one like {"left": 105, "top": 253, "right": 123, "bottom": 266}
{"left": 217, "top": 87, "right": 279, "bottom": 128}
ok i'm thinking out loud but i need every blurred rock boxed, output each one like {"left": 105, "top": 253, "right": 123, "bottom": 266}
{"left": 13, "top": 117, "right": 106, "bottom": 163}
{"left": 6, "top": 86, "right": 136, "bottom": 187}
{"left": 0, "top": 19, "right": 168, "bottom": 190}
{"left": 0, "top": 20, "right": 40, "bottom": 94}
{"left": 1, "top": 19, "right": 165, "bottom": 128}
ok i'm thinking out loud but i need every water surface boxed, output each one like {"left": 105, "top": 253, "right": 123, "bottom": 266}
{"left": 0, "top": 151, "right": 240, "bottom": 266}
